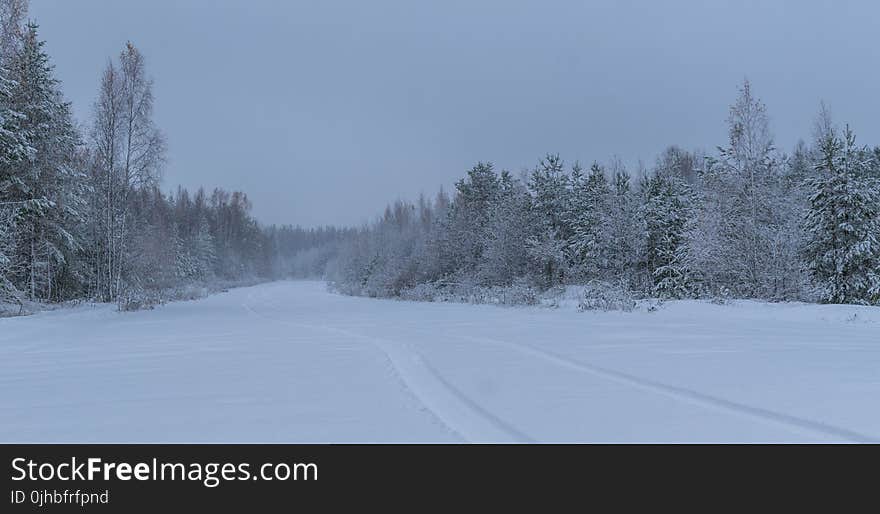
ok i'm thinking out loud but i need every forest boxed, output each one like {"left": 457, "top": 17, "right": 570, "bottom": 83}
{"left": 0, "top": 1, "right": 345, "bottom": 313}
{"left": 327, "top": 89, "right": 880, "bottom": 307}
{"left": 2, "top": 0, "right": 879, "bottom": 315}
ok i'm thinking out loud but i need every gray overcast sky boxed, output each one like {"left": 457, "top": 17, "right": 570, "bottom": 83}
{"left": 29, "top": 0, "right": 880, "bottom": 227}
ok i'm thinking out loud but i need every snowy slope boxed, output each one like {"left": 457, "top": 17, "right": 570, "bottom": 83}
{"left": 1, "top": 280, "right": 878, "bottom": 442}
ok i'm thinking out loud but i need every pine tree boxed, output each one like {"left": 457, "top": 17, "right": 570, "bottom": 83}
{"left": 804, "top": 126, "right": 880, "bottom": 304}
{"left": 606, "top": 166, "right": 639, "bottom": 284}
{"left": 480, "top": 170, "right": 535, "bottom": 285}
{"left": 529, "top": 154, "right": 570, "bottom": 239}
{"left": 640, "top": 173, "right": 693, "bottom": 298}
{"left": 568, "top": 162, "right": 611, "bottom": 279}
{"left": 525, "top": 225, "right": 568, "bottom": 288}
{"left": 443, "top": 162, "right": 500, "bottom": 277}
{"left": 524, "top": 155, "right": 572, "bottom": 285}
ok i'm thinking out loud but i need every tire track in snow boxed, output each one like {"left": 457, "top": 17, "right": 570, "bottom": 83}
{"left": 457, "top": 334, "right": 878, "bottom": 443}
{"left": 241, "top": 288, "right": 533, "bottom": 443}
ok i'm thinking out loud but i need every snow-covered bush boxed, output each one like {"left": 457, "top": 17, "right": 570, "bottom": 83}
{"left": 703, "top": 286, "right": 731, "bottom": 305}
{"left": 167, "top": 284, "right": 209, "bottom": 302}
{"left": 577, "top": 281, "right": 637, "bottom": 312}
{"left": 398, "top": 279, "right": 540, "bottom": 306}
{"left": 117, "top": 288, "right": 163, "bottom": 312}
{"left": 488, "top": 280, "right": 539, "bottom": 306}
{"left": 399, "top": 282, "right": 441, "bottom": 302}
{"left": 537, "top": 286, "right": 566, "bottom": 308}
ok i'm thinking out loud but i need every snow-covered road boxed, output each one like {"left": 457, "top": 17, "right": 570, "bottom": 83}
{"left": 2, "top": 280, "right": 879, "bottom": 442}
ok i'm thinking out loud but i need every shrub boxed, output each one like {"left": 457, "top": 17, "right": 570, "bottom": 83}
{"left": 117, "top": 289, "right": 163, "bottom": 312}
{"left": 399, "top": 279, "right": 540, "bottom": 307}
{"left": 577, "top": 280, "right": 637, "bottom": 312}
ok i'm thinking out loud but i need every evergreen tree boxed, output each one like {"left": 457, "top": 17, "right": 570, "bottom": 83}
{"left": 529, "top": 154, "right": 570, "bottom": 242}
{"left": 606, "top": 165, "right": 639, "bottom": 284}
{"left": 4, "top": 23, "right": 85, "bottom": 300}
{"left": 568, "top": 162, "right": 611, "bottom": 279}
{"left": 526, "top": 154, "right": 571, "bottom": 285}
{"left": 0, "top": 65, "right": 30, "bottom": 169}
{"left": 525, "top": 225, "right": 568, "bottom": 288}
{"left": 640, "top": 173, "right": 693, "bottom": 297}
{"left": 443, "top": 162, "right": 500, "bottom": 277}
{"left": 0, "top": 1, "right": 29, "bottom": 304}
{"left": 871, "top": 147, "right": 880, "bottom": 178}
{"left": 479, "top": 170, "right": 535, "bottom": 285}
{"left": 804, "top": 126, "right": 880, "bottom": 304}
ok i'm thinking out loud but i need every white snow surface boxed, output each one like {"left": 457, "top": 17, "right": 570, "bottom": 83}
{"left": 2, "top": 280, "right": 879, "bottom": 443}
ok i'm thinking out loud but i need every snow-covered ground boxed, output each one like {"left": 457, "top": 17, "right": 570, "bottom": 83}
{"left": 1, "top": 280, "right": 878, "bottom": 443}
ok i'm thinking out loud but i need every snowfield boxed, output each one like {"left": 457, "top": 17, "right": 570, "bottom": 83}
{"left": 1, "top": 280, "right": 879, "bottom": 443}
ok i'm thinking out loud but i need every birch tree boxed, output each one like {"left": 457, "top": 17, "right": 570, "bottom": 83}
{"left": 89, "top": 42, "right": 164, "bottom": 300}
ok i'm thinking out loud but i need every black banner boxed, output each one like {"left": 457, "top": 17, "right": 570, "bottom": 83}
{"left": 1, "top": 444, "right": 875, "bottom": 511}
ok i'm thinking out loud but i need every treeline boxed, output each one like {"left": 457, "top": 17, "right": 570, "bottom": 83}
{"left": 268, "top": 224, "right": 356, "bottom": 279}
{"left": 331, "top": 82, "right": 880, "bottom": 305}
{"left": 0, "top": 2, "right": 332, "bottom": 311}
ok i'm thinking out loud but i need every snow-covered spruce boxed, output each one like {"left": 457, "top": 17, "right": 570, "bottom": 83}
{"left": 804, "top": 126, "right": 880, "bottom": 304}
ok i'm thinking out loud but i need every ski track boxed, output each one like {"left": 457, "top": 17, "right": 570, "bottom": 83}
{"left": 242, "top": 288, "right": 531, "bottom": 442}
{"left": 455, "top": 333, "right": 878, "bottom": 443}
